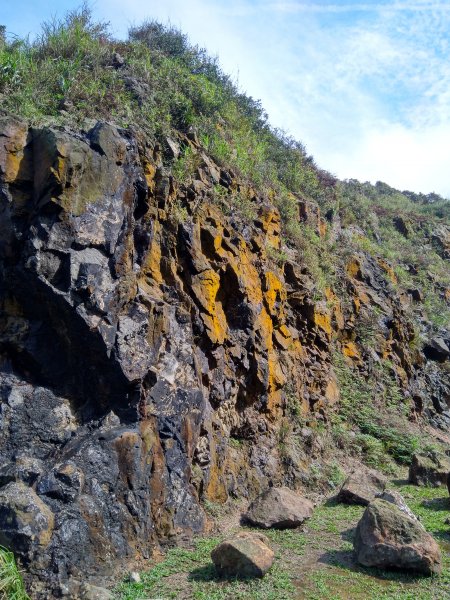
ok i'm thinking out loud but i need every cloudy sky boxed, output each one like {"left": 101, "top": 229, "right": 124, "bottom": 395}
{"left": 3, "top": 1, "right": 450, "bottom": 196}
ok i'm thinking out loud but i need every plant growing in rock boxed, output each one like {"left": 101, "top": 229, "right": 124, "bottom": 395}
{"left": 0, "top": 547, "right": 29, "bottom": 600}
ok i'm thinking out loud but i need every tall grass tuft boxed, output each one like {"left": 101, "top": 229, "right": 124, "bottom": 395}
{"left": 0, "top": 546, "right": 30, "bottom": 600}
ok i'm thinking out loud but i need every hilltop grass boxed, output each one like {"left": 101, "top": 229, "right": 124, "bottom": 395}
{"left": 114, "top": 480, "right": 450, "bottom": 600}
{"left": 1, "top": 5, "right": 448, "bottom": 325}
{"left": 0, "top": 547, "right": 29, "bottom": 600}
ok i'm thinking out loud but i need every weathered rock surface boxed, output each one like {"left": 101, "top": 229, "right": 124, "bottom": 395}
{"left": 243, "top": 486, "right": 313, "bottom": 529}
{"left": 0, "top": 113, "right": 448, "bottom": 595}
{"left": 337, "top": 469, "right": 386, "bottom": 506}
{"left": 211, "top": 531, "right": 274, "bottom": 578}
{"left": 0, "top": 482, "right": 54, "bottom": 557}
{"left": 409, "top": 452, "right": 450, "bottom": 487}
{"left": 377, "top": 489, "right": 421, "bottom": 524}
{"left": 354, "top": 499, "right": 442, "bottom": 575}
{"left": 0, "top": 116, "right": 342, "bottom": 594}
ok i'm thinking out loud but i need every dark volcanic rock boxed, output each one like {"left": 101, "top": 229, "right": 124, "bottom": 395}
{"left": 409, "top": 452, "right": 450, "bottom": 487}
{"left": 337, "top": 469, "right": 386, "bottom": 506}
{"left": 243, "top": 487, "right": 313, "bottom": 529}
{"left": 0, "top": 113, "right": 447, "bottom": 595}
{"left": 0, "top": 115, "right": 341, "bottom": 595}
{"left": 354, "top": 499, "right": 442, "bottom": 575}
{"left": 211, "top": 531, "right": 274, "bottom": 578}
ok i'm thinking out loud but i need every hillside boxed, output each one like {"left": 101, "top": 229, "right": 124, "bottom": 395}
{"left": 0, "top": 8, "right": 449, "bottom": 599}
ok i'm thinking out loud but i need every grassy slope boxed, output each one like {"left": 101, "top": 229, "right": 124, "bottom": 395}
{"left": 1, "top": 7, "right": 448, "bottom": 331}
{"left": 1, "top": 8, "right": 450, "bottom": 598}
{"left": 114, "top": 480, "right": 450, "bottom": 600}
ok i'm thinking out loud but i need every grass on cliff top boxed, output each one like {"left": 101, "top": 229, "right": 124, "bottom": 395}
{"left": 1, "top": 5, "right": 448, "bottom": 332}
{"left": 114, "top": 480, "right": 450, "bottom": 600}
{"left": 0, "top": 547, "right": 29, "bottom": 600}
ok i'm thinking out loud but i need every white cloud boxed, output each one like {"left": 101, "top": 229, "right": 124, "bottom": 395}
{"left": 92, "top": 0, "right": 450, "bottom": 197}
{"left": 321, "top": 122, "right": 450, "bottom": 195}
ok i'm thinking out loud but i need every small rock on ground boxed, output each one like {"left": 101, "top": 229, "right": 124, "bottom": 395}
{"left": 409, "top": 452, "right": 450, "bottom": 487}
{"left": 211, "top": 531, "right": 274, "bottom": 578}
{"left": 243, "top": 486, "right": 313, "bottom": 529}
{"left": 337, "top": 468, "right": 386, "bottom": 506}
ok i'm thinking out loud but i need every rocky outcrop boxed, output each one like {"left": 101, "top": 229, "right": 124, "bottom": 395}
{"left": 354, "top": 499, "right": 442, "bottom": 575}
{"left": 0, "top": 114, "right": 448, "bottom": 595}
{"left": 243, "top": 486, "right": 313, "bottom": 529}
{"left": 211, "top": 532, "right": 274, "bottom": 578}
{"left": 0, "top": 116, "right": 340, "bottom": 595}
{"left": 337, "top": 469, "right": 386, "bottom": 506}
{"left": 409, "top": 452, "right": 450, "bottom": 487}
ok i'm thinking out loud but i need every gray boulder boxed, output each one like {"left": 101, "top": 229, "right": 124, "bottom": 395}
{"left": 409, "top": 452, "right": 450, "bottom": 487}
{"left": 211, "top": 531, "right": 274, "bottom": 578}
{"left": 377, "top": 489, "right": 421, "bottom": 525}
{"left": 337, "top": 468, "right": 386, "bottom": 506}
{"left": 244, "top": 487, "right": 313, "bottom": 529}
{"left": 354, "top": 499, "right": 442, "bottom": 575}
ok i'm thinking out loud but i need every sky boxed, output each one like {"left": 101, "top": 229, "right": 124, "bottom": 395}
{"left": 3, "top": 0, "right": 450, "bottom": 197}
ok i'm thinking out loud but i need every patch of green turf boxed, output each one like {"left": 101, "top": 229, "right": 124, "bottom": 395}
{"left": 115, "top": 481, "right": 450, "bottom": 600}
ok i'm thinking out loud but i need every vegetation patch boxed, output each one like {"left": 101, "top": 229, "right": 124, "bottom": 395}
{"left": 0, "top": 547, "right": 29, "bottom": 600}
{"left": 115, "top": 480, "right": 450, "bottom": 600}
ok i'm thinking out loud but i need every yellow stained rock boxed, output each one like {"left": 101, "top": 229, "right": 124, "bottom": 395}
{"left": 377, "top": 258, "right": 398, "bottom": 284}
{"left": 342, "top": 341, "right": 361, "bottom": 361}
{"left": 258, "top": 206, "right": 281, "bottom": 249}
{"left": 313, "top": 305, "right": 332, "bottom": 336}
{"left": 0, "top": 119, "right": 29, "bottom": 184}
{"left": 346, "top": 257, "right": 362, "bottom": 279}
{"left": 141, "top": 222, "right": 163, "bottom": 286}
{"left": 191, "top": 269, "right": 227, "bottom": 344}
{"left": 325, "top": 373, "right": 340, "bottom": 405}
{"left": 264, "top": 271, "right": 286, "bottom": 316}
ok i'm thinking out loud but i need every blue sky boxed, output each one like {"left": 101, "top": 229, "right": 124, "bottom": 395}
{"left": 4, "top": 1, "right": 450, "bottom": 196}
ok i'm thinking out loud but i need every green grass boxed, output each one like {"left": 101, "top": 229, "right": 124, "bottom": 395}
{"left": 113, "top": 536, "right": 295, "bottom": 600}
{"left": 114, "top": 481, "right": 450, "bottom": 600}
{"left": 298, "top": 482, "right": 450, "bottom": 600}
{"left": 0, "top": 547, "right": 29, "bottom": 600}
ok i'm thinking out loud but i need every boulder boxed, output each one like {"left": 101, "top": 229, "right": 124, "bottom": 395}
{"left": 377, "top": 489, "right": 421, "bottom": 525}
{"left": 354, "top": 499, "right": 442, "bottom": 575}
{"left": 409, "top": 452, "right": 450, "bottom": 487}
{"left": 337, "top": 469, "right": 386, "bottom": 506}
{"left": 243, "top": 487, "right": 313, "bottom": 529}
{"left": 211, "top": 531, "right": 274, "bottom": 578}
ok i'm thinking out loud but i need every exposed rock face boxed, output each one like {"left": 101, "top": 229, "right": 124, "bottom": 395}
{"left": 337, "top": 469, "right": 386, "bottom": 506}
{"left": 409, "top": 452, "right": 450, "bottom": 487}
{"left": 0, "top": 116, "right": 340, "bottom": 594}
{"left": 243, "top": 487, "right": 313, "bottom": 529}
{"left": 211, "top": 532, "right": 274, "bottom": 578}
{"left": 0, "top": 114, "right": 448, "bottom": 594}
{"left": 354, "top": 499, "right": 442, "bottom": 575}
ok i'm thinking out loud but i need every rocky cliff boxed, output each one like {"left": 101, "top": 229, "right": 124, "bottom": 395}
{"left": 0, "top": 112, "right": 448, "bottom": 597}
